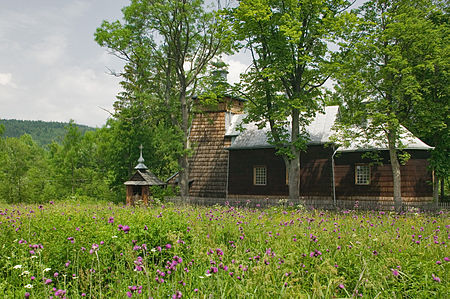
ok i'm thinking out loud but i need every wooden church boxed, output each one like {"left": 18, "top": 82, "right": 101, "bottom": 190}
{"left": 183, "top": 96, "right": 434, "bottom": 205}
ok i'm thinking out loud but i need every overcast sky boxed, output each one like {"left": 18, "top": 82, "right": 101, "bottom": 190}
{"left": 0, "top": 0, "right": 363, "bottom": 128}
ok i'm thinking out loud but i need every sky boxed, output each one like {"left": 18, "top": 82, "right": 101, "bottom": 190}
{"left": 0, "top": 0, "right": 364, "bottom": 128}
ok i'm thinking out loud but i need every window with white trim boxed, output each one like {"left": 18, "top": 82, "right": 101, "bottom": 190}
{"left": 253, "top": 166, "right": 267, "bottom": 186}
{"left": 355, "top": 164, "right": 370, "bottom": 185}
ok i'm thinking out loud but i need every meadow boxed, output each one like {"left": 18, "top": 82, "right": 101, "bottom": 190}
{"left": 0, "top": 201, "right": 448, "bottom": 298}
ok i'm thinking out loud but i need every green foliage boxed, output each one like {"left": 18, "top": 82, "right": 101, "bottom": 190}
{"left": 0, "top": 119, "right": 95, "bottom": 146}
{"left": 95, "top": 0, "right": 234, "bottom": 199}
{"left": 0, "top": 134, "right": 51, "bottom": 203}
{"left": 333, "top": 0, "right": 448, "bottom": 203}
{"left": 228, "top": 0, "right": 354, "bottom": 198}
{"left": 0, "top": 202, "right": 448, "bottom": 297}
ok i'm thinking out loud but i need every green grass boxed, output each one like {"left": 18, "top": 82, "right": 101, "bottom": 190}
{"left": 0, "top": 202, "right": 448, "bottom": 298}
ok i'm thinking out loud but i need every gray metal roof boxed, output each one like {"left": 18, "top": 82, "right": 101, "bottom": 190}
{"left": 336, "top": 125, "right": 433, "bottom": 152}
{"left": 226, "top": 106, "right": 432, "bottom": 151}
{"left": 124, "top": 170, "right": 166, "bottom": 186}
{"left": 227, "top": 106, "right": 339, "bottom": 150}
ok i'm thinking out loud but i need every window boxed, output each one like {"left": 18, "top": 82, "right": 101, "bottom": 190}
{"left": 253, "top": 166, "right": 267, "bottom": 186}
{"left": 355, "top": 164, "right": 370, "bottom": 185}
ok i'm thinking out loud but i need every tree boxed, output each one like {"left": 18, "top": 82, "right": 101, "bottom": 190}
{"left": 0, "top": 134, "right": 49, "bottom": 203}
{"left": 229, "top": 0, "right": 354, "bottom": 200}
{"left": 334, "top": 0, "right": 446, "bottom": 210}
{"left": 95, "top": 0, "right": 232, "bottom": 200}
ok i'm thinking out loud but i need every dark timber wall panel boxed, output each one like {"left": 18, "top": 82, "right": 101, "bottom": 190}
{"left": 228, "top": 148, "right": 288, "bottom": 196}
{"left": 300, "top": 145, "right": 334, "bottom": 197}
{"left": 334, "top": 150, "right": 432, "bottom": 200}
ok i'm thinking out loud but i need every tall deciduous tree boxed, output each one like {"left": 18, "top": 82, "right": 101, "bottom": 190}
{"left": 334, "top": 0, "right": 446, "bottom": 211}
{"left": 229, "top": 0, "right": 353, "bottom": 200}
{"left": 95, "top": 0, "right": 231, "bottom": 200}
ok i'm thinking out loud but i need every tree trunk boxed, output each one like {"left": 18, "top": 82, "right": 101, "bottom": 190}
{"left": 286, "top": 156, "right": 300, "bottom": 201}
{"left": 388, "top": 131, "right": 402, "bottom": 212}
{"left": 287, "top": 108, "right": 301, "bottom": 201}
{"left": 440, "top": 177, "right": 445, "bottom": 200}
{"left": 178, "top": 87, "right": 190, "bottom": 201}
{"left": 433, "top": 174, "right": 439, "bottom": 207}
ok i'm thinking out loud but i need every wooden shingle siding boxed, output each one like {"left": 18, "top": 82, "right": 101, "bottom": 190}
{"left": 188, "top": 111, "right": 228, "bottom": 198}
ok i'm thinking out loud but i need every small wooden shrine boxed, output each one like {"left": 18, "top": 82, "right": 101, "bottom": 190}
{"left": 124, "top": 145, "right": 166, "bottom": 206}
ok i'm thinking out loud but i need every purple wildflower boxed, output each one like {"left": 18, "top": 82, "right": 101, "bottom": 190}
{"left": 432, "top": 274, "right": 441, "bottom": 282}
{"left": 391, "top": 269, "right": 399, "bottom": 277}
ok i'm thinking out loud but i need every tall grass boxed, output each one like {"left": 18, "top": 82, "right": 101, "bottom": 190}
{"left": 0, "top": 202, "right": 448, "bottom": 298}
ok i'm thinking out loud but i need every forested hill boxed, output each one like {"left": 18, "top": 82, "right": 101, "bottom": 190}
{"left": 0, "top": 119, "right": 96, "bottom": 146}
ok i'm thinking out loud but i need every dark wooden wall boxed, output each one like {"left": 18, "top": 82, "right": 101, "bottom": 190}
{"left": 228, "top": 148, "right": 288, "bottom": 195}
{"left": 228, "top": 147, "right": 432, "bottom": 200}
{"left": 228, "top": 146, "right": 333, "bottom": 197}
{"left": 300, "top": 145, "right": 333, "bottom": 197}
{"left": 334, "top": 150, "right": 432, "bottom": 199}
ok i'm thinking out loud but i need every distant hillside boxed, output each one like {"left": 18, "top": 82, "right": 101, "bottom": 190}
{"left": 0, "top": 119, "right": 96, "bottom": 146}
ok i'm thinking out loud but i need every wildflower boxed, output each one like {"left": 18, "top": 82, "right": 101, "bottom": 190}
{"left": 30, "top": 276, "right": 35, "bottom": 281}
{"left": 391, "top": 269, "right": 399, "bottom": 277}
{"left": 81, "top": 293, "right": 86, "bottom": 297}
{"left": 122, "top": 225, "right": 130, "bottom": 233}
{"left": 165, "top": 243, "right": 172, "bottom": 250}
{"left": 54, "top": 289, "right": 66, "bottom": 297}
{"left": 13, "top": 264, "right": 22, "bottom": 269}
{"left": 444, "top": 257, "right": 449, "bottom": 262}
{"left": 24, "top": 284, "right": 33, "bottom": 289}
{"left": 20, "top": 271, "right": 30, "bottom": 276}
{"left": 24, "top": 292, "right": 30, "bottom": 299}
{"left": 436, "top": 260, "right": 442, "bottom": 265}
{"left": 54, "top": 272, "right": 59, "bottom": 277}
{"left": 172, "top": 291, "right": 182, "bottom": 299}
{"left": 43, "top": 268, "right": 51, "bottom": 272}
{"left": 432, "top": 274, "right": 441, "bottom": 282}
{"left": 44, "top": 278, "right": 52, "bottom": 285}
{"left": 108, "top": 217, "right": 114, "bottom": 224}
{"left": 194, "top": 289, "right": 198, "bottom": 292}
{"left": 338, "top": 284, "right": 345, "bottom": 289}
{"left": 373, "top": 250, "right": 378, "bottom": 256}
{"left": 65, "top": 261, "right": 70, "bottom": 267}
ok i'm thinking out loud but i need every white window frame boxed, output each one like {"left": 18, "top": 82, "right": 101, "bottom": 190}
{"left": 253, "top": 165, "right": 267, "bottom": 186}
{"left": 355, "top": 164, "right": 370, "bottom": 185}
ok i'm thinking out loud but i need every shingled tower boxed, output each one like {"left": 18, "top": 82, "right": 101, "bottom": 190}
{"left": 188, "top": 96, "right": 245, "bottom": 198}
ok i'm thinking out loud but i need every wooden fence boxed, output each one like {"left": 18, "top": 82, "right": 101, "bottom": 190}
{"left": 167, "top": 197, "right": 450, "bottom": 211}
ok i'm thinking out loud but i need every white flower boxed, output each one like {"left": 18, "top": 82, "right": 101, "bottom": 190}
{"left": 111, "top": 235, "right": 118, "bottom": 239}
{"left": 24, "top": 284, "right": 33, "bottom": 289}
{"left": 43, "top": 268, "right": 51, "bottom": 272}
{"left": 13, "top": 265, "right": 22, "bottom": 269}
{"left": 31, "top": 256, "right": 38, "bottom": 259}
{"left": 150, "top": 248, "right": 157, "bottom": 252}
{"left": 20, "top": 271, "right": 30, "bottom": 276}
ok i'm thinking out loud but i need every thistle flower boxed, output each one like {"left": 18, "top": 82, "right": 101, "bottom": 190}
{"left": 432, "top": 274, "right": 441, "bottom": 282}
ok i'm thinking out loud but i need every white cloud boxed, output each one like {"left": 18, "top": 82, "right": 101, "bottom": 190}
{"left": 0, "top": 72, "right": 16, "bottom": 88}
{"left": 223, "top": 57, "right": 249, "bottom": 85}
{"left": 29, "top": 35, "right": 68, "bottom": 66}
